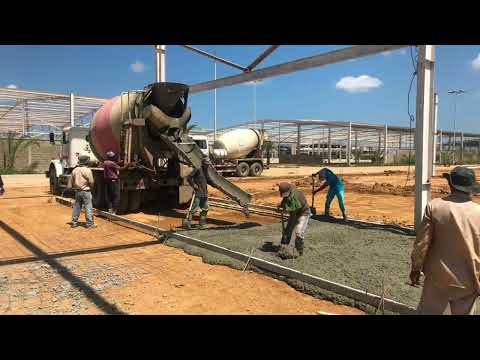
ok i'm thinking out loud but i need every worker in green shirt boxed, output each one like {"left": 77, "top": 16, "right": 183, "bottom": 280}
{"left": 277, "top": 182, "right": 311, "bottom": 257}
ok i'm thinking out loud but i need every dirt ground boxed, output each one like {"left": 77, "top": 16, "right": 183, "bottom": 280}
{"left": 0, "top": 184, "right": 361, "bottom": 315}
{"left": 211, "top": 165, "right": 480, "bottom": 227}
{"left": 1, "top": 164, "right": 478, "bottom": 314}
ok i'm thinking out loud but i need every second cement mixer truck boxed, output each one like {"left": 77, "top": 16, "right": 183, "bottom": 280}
{"left": 46, "top": 82, "right": 252, "bottom": 214}
{"left": 191, "top": 128, "right": 277, "bottom": 177}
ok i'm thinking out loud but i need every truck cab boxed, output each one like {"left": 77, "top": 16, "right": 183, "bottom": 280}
{"left": 191, "top": 134, "right": 209, "bottom": 158}
{"left": 46, "top": 126, "right": 98, "bottom": 195}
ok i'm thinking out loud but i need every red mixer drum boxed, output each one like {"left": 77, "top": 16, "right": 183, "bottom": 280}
{"left": 90, "top": 93, "right": 140, "bottom": 162}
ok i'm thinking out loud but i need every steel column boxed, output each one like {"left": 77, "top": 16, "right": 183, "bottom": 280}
{"left": 383, "top": 124, "right": 388, "bottom": 165}
{"left": 460, "top": 132, "right": 464, "bottom": 163}
{"left": 414, "top": 45, "right": 435, "bottom": 231}
{"left": 297, "top": 124, "right": 301, "bottom": 159}
{"left": 70, "top": 93, "right": 75, "bottom": 127}
{"left": 155, "top": 45, "right": 166, "bottom": 82}
{"left": 327, "top": 128, "right": 332, "bottom": 163}
{"left": 430, "top": 93, "right": 439, "bottom": 176}
{"left": 347, "top": 122, "right": 352, "bottom": 166}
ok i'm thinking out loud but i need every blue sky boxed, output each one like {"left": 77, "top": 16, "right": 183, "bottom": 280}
{"left": 1, "top": 45, "right": 479, "bottom": 133}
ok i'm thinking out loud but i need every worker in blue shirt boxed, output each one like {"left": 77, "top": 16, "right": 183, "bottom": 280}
{"left": 313, "top": 168, "right": 348, "bottom": 221}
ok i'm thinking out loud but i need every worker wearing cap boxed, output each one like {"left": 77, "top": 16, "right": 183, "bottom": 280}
{"left": 103, "top": 151, "right": 130, "bottom": 214}
{"left": 278, "top": 182, "right": 311, "bottom": 256}
{"left": 410, "top": 166, "right": 480, "bottom": 315}
{"left": 68, "top": 155, "right": 96, "bottom": 229}
{"left": 313, "top": 168, "right": 347, "bottom": 221}
{"left": 183, "top": 157, "right": 215, "bottom": 230}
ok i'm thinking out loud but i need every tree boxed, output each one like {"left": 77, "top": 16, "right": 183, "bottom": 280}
{"left": 4, "top": 132, "right": 40, "bottom": 171}
{"left": 185, "top": 124, "right": 198, "bottom": 134}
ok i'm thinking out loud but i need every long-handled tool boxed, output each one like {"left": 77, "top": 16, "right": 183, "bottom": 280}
{"left": 182, "top": 192, "right": 196, "bottom": 229}
{"left": 310, "top": 174, "right": 317, "bottom": 216}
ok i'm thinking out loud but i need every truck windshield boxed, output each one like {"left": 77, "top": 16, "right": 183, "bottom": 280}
{"left": 194, "top": 139, "right": 207, "bottom": 149}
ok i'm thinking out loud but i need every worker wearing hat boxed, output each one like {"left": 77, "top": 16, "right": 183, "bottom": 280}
{"left": 68, "top": 155, "right": 96, "bottom": 229}
{"left": 103, "top": 151, "right": 131, "bottom": 214}
{"left": 313, "top": 168, "right": 347, "bottom": 221}
{"left": 278, "top": 182, "right": 311, "bottom": 257}
{"left": 410, "top": 166, "right": 480, "bottom": 315}
{"left": 183, "top": 156, "right": 215, "bottom": 229}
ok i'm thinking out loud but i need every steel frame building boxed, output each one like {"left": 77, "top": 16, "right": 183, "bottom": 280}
{"left": 0, "top": 87, "right": 107, "bottom": 137}
{"left": 1, "top": 45, "right": 478, "bottom": 229}
{"left": 207, "top": 119, "right": 480, "bottom": 165}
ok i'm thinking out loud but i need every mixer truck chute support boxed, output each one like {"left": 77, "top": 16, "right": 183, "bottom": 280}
{"left": 46, "top": 82, "right": 252, "bottom": 214}
{"left": 192, "top": 128, "right": 276, "bottom": 177}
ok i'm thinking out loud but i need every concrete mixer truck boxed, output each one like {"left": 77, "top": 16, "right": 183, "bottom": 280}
{"left": 191, "top": 128, "right": 278, "bottom": 177}
{"left": 46, "top": 82, "right": 252, "bottom": 214}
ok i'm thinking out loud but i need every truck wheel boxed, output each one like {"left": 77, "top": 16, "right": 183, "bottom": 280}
{"left": 128, "top": 191, "right": 142, "bottom": 213}
{"left": 249, "top": 162, "right": 263, "bottom": 177}
{"left": 49, "top": 167, "right": 59, "bottom": 195}
{"left": 117, "top": 190, "right": 130, "bottom": 215}
{"left": 236, "top": 162, "right": 250, "bottom": 177}
{"left": 92, "top": 173, "right": 106, "bottom": 210}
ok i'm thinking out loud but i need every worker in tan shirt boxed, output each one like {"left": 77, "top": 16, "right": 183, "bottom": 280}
{"left": 68, "top": 155, "right": 96, "bottom": 229}
{"left": 410, "top": 166, "right": 480, "bottom": 315}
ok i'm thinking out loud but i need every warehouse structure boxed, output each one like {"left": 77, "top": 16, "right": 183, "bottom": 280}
{"left": 210, "top": 119, "right": 480, "bottom": 166}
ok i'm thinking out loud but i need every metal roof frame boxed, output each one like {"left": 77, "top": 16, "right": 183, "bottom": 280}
{"left": 0, "top": 87, "right": 108, "bottom": 136}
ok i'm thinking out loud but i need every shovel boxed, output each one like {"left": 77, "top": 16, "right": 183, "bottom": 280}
{"left": 310, "top": 174, "right": 317, "bottom": 216}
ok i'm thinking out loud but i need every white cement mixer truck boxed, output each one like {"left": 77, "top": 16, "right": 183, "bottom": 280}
{"left": 191, "top": 128, "right": 277, "bottom": 177}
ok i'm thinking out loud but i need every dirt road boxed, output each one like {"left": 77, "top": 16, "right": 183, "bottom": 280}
{"left": 0, "top": 186, "right": 361, "bottom": 315}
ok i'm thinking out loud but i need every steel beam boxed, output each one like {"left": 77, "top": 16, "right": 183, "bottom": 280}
{"left": 246, "top": 45, "right": 280, "bottom": 71}
{"left": 414, "top": 45, "right": 435, "bottom": 231}
{"left": 181, "top": 45, "right": 247, "bottom": 72}
{"left": 190, "top": 45, "right": 408, "bottom": 94}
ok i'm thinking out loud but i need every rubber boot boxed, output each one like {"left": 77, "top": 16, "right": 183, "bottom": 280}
{"left": 295, "top": 237, "right": 304, "bottom": 256}
{"left": 325, "top": 207, "right": 331, "bottom": 217}
{"left": 199, "top": 211, "right": 208, "bottom": 229}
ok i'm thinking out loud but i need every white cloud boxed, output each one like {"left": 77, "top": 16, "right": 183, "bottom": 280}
{"left": 336, "top": 75, "right": 383, "bottom": 93}
{"left": 5, "top": 84, "right": 18, "bottom": 89}
{"left": 130, "top": 61, "right": 146, "bottom": 73}
{"left": 243, "top": 79, "right": 268, "bottom": 86}
{"left": 472, "top": 53, "right": 480, "bottom": 71}
{"left": 382, "top": 48, "right": 407, "bottom": 56}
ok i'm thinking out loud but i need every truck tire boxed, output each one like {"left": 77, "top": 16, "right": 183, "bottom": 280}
{"left": 92, "top": 173, "right": 106, "bottom": 210}
{"left": 236, "top": 162, "right": 250, "bottom": 177}
{"left": 49, "top": 166, "right": 60, "bottom": 195}
{"left": 128, "top": 191, "right": 142, "bottom": 213}
{"left": 249, "top": 162, "right": 263, "bottom": 177}
{"left": 117, "top": 190, "right": 130, "bottom": 215}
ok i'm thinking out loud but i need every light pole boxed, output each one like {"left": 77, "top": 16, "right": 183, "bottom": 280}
{"left": 447, "top": 89, "right": 466, "bottom": 164}
{"left": 214, "top": 46, "right": 217, "bottom": 142}
{"left": 253, "top": 80, "right": 257, "bottom": 125}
